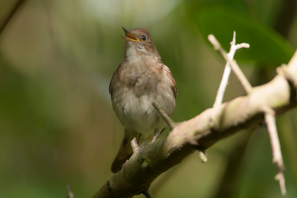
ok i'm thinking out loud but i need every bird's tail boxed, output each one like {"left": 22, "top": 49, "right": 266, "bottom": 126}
{"left": 111, "top": 129, "right": 139, "bottom": 173}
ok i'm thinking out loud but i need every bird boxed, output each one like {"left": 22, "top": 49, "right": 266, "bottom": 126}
{"left": 109, "top": 27, "right": 177, "bottom": 173}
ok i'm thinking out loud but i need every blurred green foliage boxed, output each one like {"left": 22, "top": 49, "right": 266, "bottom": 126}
{"left": 196, "top": 6, "right": 294, "bottom": 65}
{"left": 0, "top": 0, "right": 297, "bottom": 198}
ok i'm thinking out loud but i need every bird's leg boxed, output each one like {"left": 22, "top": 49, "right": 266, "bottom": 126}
{"left": 150, "top": 132, "right": 159, "bottom": 143}
{"left": 150, "top": 129, "right": 165, "bottom": 143}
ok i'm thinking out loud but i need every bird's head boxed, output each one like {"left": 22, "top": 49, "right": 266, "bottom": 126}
{"left": 122, "top": 27, "right": 161, "bottom": 61}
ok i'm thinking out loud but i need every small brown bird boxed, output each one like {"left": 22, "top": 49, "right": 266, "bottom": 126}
{"left": 109, "top": 27, "right": 177, "bottom": 173}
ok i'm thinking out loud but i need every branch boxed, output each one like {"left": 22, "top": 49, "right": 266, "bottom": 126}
{"left": 199, "top": 150, "right": 207, "bottom": 163}
{"left": 208, "top": 34, "right": 252, "bottom": 94}
{"left": 263, "top": 107, "right": 286, "bottom": 194}
{"left": 212, "top": 66, "right": 271, "bottom": 198}
{"left": 213, "top": 31, "right": 250, "bottom": 107}
{"left": 210, "top": 33, "right": 287, "bottom": 193}
{"left": 93, "top": 50, "right": 297, "bottom": 197}
{"left": 152, "top": 101, "right": 175, "bottom": 130}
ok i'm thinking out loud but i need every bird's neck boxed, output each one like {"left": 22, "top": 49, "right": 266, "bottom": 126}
{"left": 123, "top": 45, "right": 161, "bottom": 63}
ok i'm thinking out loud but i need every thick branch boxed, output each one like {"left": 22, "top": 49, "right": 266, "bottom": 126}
{"left": 93, "top": 51, "right": 297, "bottom": 198}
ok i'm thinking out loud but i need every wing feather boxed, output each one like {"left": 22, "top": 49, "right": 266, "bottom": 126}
{"left": 109, "top": 64, "right": 122, "bottom": 95}
{"left": 162, "top": 65, "right": 177, "bottom": 100}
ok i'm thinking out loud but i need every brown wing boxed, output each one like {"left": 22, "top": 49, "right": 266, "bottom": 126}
{"left": 163, "top": 65, "right": 177, "bottom": 100}
{"left": 109, "top": 64, "right": 122, "bottom": 95}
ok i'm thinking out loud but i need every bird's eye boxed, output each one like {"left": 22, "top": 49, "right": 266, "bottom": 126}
{"left": 142, "top": 35, "right": 146, "bottom": 40}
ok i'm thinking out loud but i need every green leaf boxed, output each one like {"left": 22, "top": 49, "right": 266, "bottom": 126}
{"left": 195, "top": 6, "right": 294, "bottom": 66}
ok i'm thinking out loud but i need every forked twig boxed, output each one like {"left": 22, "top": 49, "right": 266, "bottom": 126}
{"left": 208, "top": 34, "right": 252, "bottom": 94}
{"left": 213, "top": 31, "right": 250, "bottom": 107}
{"left": 209, "top": 33, "right": 287, "bottom": 195}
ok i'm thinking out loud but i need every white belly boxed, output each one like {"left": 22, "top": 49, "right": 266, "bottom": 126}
{"left": 112, "top": 86, "right": 175, "bottom": 136}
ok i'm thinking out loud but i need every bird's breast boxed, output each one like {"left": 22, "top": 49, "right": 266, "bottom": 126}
{"left": 111, "top": 86, "right": 175, "bottom": 135}
{"left": 120, "top": 60, "right": 162, "bottom": 96}
{"left": 111, "top": 61, "right": 175, "bottom": 135}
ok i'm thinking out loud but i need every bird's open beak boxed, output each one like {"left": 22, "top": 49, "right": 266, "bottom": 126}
{"left": 121, "top": 27, "right": 140, "bottom": 42}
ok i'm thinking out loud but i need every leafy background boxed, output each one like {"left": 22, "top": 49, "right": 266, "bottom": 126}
{"left": 0, "top": 0, "right": 297, "bottom": 197}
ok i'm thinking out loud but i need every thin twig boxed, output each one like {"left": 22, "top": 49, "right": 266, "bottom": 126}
{"left": 213, "top": 31, "right": 250, "bottom": 107}
{"left": 199, "top": 150, "right": 207, "bottom": 163}
{"left": 208, "top": 34, "right": 252, "bottom": 94}
{"left": 142, "top": 189, "right": 155, "bottom": 198}
{"left": 131, "top": 138, "right": 140, "bottom": 153}
{"left": 66, "top": 185, "right": 74, "bottom": 198}
{"left": 263, "top": 107, "right": 286, "bottom": 194}
{"left": 152, "top": 101, "right": 175, "bottom": 130}
{"left": 0, "top": 0, "right": 26, "bottom": 35}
